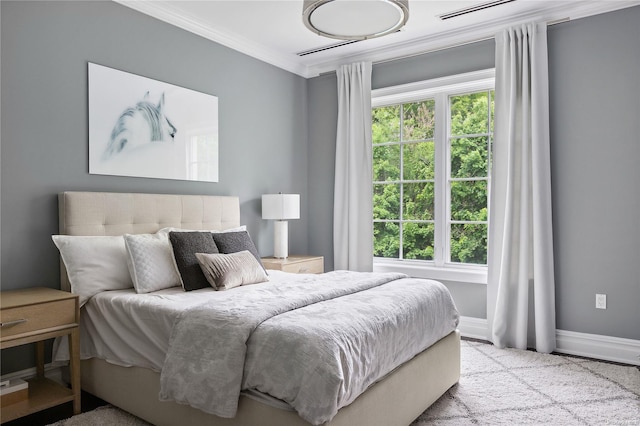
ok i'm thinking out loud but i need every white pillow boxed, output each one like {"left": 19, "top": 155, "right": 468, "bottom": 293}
{"left": 52, "top": 235, "right": 133, "bottom": 306}
{"left": 124, "top": 233, "right": 181, "bottom": 294}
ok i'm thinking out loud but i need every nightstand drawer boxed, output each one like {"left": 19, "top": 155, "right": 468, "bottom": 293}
{"left": 262, "top": 255, "right": 324, "bottom": 274}
{"left": 0, "top": 299, "right": 76, "bottom": 339}
{"left": 279, "top": 258, "right": 324, "bottom": 274}
{"left": 1, "top": 287, "right": 81, "bottom": 423}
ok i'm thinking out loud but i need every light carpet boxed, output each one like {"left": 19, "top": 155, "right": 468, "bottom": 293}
{"left": 49, "top": 340, "right": 640, "bottom": 426}
{"left": 412, "top": 340, "right": 640, "bottom": 425}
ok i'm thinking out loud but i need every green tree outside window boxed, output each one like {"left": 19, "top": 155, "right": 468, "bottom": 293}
{"left": 373, "top": 90, "right": 493, "bottom": 265}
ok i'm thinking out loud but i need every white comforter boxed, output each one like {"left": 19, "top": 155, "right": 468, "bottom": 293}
{"left": 54, "top": 270, "right": 459, "bottom": 425}
{"left": 158, "top": 271, "right": 459, "bottom": 425}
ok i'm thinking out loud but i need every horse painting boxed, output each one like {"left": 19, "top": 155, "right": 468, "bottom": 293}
{"left": 103, "top": 92, "right": 177, "bottom": 160}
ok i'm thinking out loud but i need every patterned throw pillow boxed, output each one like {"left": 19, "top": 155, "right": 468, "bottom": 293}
{"left": 124, "top": 233, "right": 181, "bottom": 293}
{"left": 168, "top": 232, "right": 219, "bottom": 291}
{"left": 195, "top": 251, "right": 268, "bottom": 290}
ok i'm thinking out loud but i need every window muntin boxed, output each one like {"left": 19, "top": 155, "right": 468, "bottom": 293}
{"left": 372, "top": 75, "right": 494, "bottom": 268}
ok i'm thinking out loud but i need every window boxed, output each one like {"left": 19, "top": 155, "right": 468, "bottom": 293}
{"left": 372, "top": 70, "right": 494, "bottom": 278}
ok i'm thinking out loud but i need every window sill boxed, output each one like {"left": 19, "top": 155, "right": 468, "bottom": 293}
{"left": 373, "top": 259, "right": 487, "bottom": 284}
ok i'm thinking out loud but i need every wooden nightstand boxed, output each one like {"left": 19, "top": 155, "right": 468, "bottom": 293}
{"left": 261, "top": 255, "right": 324, "bottom": 274}
{"left": 0, "top": 288, "right": 80, "bottom": 423}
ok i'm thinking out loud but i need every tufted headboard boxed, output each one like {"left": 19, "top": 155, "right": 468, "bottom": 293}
{"left": 58, "top": 191, "right": 240, "bottom": 291}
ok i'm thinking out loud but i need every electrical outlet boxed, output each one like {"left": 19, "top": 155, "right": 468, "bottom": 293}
{"left": 595, "top": 294, "right": 607, "bottom": 309}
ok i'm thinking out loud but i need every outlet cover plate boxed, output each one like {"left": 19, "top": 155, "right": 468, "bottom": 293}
{"left": 596, "top": 294, "right": 607, "bottom": 309}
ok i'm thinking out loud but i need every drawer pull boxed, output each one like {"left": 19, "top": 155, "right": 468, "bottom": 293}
{"left": 1, "top": 319, "right": 27, "bottom": 328}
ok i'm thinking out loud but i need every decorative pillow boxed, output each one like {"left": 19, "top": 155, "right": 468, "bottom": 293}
{"left": 156, "top": 227, "right": 244, "bottom": 287}
{"left": 211, "top": 230, "right": 265, "bottom": 270}
{"left": 124, "top": 233, "right": 181, "bottom": 294}
{"left": 168, "top": 231, "right": 219, "bottom": 291}
{"left": 195, "top": 251, "right": 268, "bottom": 290}
{"left": 52, "top": 235, "right": 133, "bottom": 307}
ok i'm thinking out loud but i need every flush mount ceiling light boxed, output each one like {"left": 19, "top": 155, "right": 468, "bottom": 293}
{"left": 303, "top": 0, "right": 409, "bottom": 41}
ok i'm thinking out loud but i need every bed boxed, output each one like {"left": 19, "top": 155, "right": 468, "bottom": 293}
{"left": 55, "top": 191, "right": 460, "bottom": 426}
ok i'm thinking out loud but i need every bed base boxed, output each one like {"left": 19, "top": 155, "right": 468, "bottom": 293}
{"left": 81, "top": 330, "right": 460, "bottom": 426}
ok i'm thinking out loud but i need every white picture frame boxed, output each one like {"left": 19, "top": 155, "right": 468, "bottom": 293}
{"left": 88, "top": 62, "right": 219, "bottom": 182}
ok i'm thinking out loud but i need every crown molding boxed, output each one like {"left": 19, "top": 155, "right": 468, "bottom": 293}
{"left": 304, "top": 0, "right": 640, "bottom": 76}
{"left": 114, "top": 0, "right": 640, "bottom": 79}
{"left": 113, "top": 0, "right": 311, "bottom": 78}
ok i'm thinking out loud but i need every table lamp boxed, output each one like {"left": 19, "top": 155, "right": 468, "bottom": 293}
{"left": 262, "top": 193, "right": 300, "bottom": 259}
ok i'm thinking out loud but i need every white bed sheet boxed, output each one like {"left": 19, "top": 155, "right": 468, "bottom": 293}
{"left": 54, "top": 276, "right": 285, "bottom": 370}
{"left": 56, "top": 271, "right": 343, "bottom": 368}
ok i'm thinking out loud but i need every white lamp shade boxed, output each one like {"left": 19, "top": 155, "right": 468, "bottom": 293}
{"left": 262, "top": 194, "right": 300, "bottom": 220}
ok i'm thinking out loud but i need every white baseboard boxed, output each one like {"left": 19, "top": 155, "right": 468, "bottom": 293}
{"left": 555, "top": 329, "right": 640, "bottom": 366}
{"left": 458, "top": 316, "right": 640, "bottom": 366}
{"left": 458, "top": 316, "right": 489, "bottom": 341}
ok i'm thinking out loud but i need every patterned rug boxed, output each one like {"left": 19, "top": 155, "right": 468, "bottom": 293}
{"left": 412, "top": 340, "right": 640, "bottom": 425}
{"left": 49, "top": 340, "right": 640, "bottom": 426}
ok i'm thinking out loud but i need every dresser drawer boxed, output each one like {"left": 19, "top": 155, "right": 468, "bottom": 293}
{"left": 0, "top": 299, "right": 76, "bottom": 339}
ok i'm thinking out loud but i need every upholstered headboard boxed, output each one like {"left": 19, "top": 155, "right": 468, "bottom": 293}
{"left": 58, "top": 191, "right": 240, "bottom": 291}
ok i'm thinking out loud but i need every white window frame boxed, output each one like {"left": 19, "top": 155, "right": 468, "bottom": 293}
{"left": 371, "top": 69, "right": 494, "bottom": 284}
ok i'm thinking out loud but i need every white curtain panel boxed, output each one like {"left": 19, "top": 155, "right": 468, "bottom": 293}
{"left": 487, "top": 23, "right": 556, "bottom": 353}
{"left": 333, "top": 62, "right": 374, "bottom": 272}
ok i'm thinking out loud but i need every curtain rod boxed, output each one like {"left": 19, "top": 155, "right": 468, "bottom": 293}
{"left": 372, "top": 17, "right": 569, "bottom": 66}
{"left": 317, "top": 17, "right": 570, "bottom": 74}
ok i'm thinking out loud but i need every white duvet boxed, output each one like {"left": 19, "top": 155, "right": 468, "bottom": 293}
{"left": 55, "top": 270, "right": 459, "bottom": 425}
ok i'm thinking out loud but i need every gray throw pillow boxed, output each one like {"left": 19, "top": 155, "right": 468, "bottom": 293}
{"left": 211, "top": 230, "right": 265, "bottom": 271}
{"left": 169, "top": 231, "right": 219, "bottom": 291}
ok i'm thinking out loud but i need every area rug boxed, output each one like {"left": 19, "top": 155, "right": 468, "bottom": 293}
{"left": 47, "top": 404, "right": 152, "bottom": 426}
{"left": 49, "top": 340, "right": 640, "bottom": 426}
{"left": 412, "top": 340, "right": 640, "bottom": 425}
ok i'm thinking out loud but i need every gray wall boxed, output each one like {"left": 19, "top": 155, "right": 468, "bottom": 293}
{"left": 1, "top": 1, "right": 308, "bottom": 373}
{"left": 548, "top": 7, "right": 640, "bottom": 340}
{"left": 307, "top": 72, "right": 338, "bottom": 273}
{"left": 307, "top": 7, "right": 640, "bottom": 339}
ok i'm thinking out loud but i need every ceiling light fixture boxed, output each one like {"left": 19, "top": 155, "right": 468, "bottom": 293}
{"left": 303, "top": 0, "right": 409, "bottom": 41}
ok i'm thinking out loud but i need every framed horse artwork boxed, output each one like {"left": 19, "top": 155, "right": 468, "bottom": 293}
{"left": 88, "top": 63, "right": 219, "bottom": 182}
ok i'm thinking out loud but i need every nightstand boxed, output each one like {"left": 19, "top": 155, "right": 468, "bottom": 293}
{"left": 0, "top": 288, "right": 80, "bottom": 423}
{"left": 261, "top": 255, "right": 324, "bottom": 274}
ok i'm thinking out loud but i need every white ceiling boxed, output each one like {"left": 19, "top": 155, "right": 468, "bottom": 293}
{"left": 115, "top": 0, "right": 640, "bottom": 78}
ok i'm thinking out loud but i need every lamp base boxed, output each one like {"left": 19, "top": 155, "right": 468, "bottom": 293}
{"left": 274, "top": 220, "right": 289, "bottom": 259}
